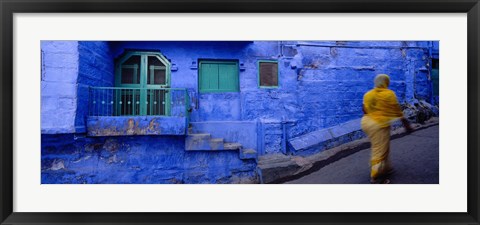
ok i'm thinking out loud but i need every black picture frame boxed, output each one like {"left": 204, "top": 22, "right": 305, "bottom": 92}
{"left": 1, "top": 0, "right": 479, "bottom": 224}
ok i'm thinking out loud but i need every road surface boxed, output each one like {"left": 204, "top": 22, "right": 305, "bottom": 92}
{"left": 285, "top": 125, "right": 439, "bottom": 184}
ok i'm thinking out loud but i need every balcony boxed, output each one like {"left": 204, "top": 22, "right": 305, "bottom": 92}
{"left": 87, "top": 87, "right": 190, "bottom": 136}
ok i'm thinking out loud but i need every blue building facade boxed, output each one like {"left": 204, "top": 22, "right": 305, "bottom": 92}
{"left": 41, "top": 41, "right": 439, "bottom": 184}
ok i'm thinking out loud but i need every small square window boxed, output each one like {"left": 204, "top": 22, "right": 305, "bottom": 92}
{"left": 258, "top": 61, "right": 278, "bottom": 88}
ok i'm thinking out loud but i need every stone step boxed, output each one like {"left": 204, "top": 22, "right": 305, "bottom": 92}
{"left": 185, "top": 133, "right": 218, "bottom": 151}
{"left": 224, "top": 142, "right": 242, "bottom": 150}
{"left": 187, "top": 133, "right": 211, "bottom": 139}
{"left": 210, "top": 138, "right": 224, "bottom": 143}
{"left": 184, "top": 125, "right": 246, "bottom": 153}
{"left": 239, "top": 148, "right": 257, "bottom": 160}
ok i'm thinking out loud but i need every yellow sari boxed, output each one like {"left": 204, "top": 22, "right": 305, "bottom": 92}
{"left": 361, "top": 74, "right": 403, "bottom": 182}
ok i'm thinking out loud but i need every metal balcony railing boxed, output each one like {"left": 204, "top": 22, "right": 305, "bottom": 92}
{"left": 88, "top": 87, "right": 191, "bottom": 122}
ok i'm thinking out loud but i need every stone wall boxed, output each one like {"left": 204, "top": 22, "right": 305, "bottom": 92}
{"left": 289, "top": 42, "right": 429, "bottom": 138}
{"left": 41, "top": 134, "right": 258, "bottom": 184}
{"left": 41, "top": 41, "right": 79, "bottom": 134}
{"left": 76, "top": 41, "right": 114, "bottom": 133}
{"left": 41, "top": 41, "right": 114, "bottom": 134}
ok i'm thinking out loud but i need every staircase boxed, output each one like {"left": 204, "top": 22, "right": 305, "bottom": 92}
{"left": 185, "top": 127, "right": 257, "bottom": 160}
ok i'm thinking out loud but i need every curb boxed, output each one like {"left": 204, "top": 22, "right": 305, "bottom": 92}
{"left": 258, "top": 120, "right": 439, "bottom": 184}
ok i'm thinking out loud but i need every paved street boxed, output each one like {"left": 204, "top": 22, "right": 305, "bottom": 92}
{"left": 285, "top": 125, "right": 439, "bottom": 184}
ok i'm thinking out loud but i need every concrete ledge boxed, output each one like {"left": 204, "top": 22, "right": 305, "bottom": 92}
{"left": 288, "top": 118, "right": 363, "bottom": 155}
{"left": 240, "top": 149, "right": 258, "bottom": 160}
{"left": 259, "top": 118, "right": 438, "bottom": 184}
{"left": 87, "top": 116, "right": 186, "bottom": 136}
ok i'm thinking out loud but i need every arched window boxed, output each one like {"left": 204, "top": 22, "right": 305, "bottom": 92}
{"left": 115, "top": 51, "right": 171, "bottom": 116}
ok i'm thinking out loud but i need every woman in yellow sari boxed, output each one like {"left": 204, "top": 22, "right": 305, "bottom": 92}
{"left": 362, "top": 74, "right": 413, "bottom": 184}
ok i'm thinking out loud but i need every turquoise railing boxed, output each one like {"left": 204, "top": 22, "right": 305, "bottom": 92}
{"left": 89, "top": 87, "right": 191, "bottom": 122}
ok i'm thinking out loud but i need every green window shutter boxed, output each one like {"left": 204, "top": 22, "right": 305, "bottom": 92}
{"left": 199, "top": 63, "right": 219, "bottom": 91}
{"left": 208, "top": 63, "right": 220, "bottom": 90}
{"left": 199, "top": 61, "right": 238, "bottom": 93}
{"left": 218, "top": 63, "right": 238, "bottom": 91}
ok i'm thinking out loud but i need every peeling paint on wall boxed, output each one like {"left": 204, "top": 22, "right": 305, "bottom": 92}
{"left": 87, "top": 116, "right": 186, "bottom": 136}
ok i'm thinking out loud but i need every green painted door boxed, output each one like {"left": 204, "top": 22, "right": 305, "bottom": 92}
{"left": 145, "top": 55, "right": 170, "bottom": 116}
{"left": 115, "top": 52, "right": 171, "bottom": 116}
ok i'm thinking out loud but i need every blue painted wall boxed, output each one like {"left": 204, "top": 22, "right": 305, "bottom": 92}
{"left": 108, "top": 41, "right": 434, "bottom": 143}
{"left": 42, "top": 134, "right": 257, "bottom": 184}
{"left": 42, "top": 40, "right": 435, "bottom": 137}
{"left": 76, "top": 41, "right": 115, "bottom": 133}
{"left": 41, "top": 41, "right": 79, "bottom": 134}
{"left": 41, "top": 41, "right": 114, "bottom": 133}
{"left": 41, "top": 41, "right": 437, "bottom": 183}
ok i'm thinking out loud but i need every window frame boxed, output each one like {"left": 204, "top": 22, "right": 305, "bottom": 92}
{"left": 257, "top": 60, "right": 279, "bottom": 89}
{"left": 114, "top": 51, "right": 171, "bottom": 116}
{"left": 198, "top": 60, "right": 240, "bottom": 93}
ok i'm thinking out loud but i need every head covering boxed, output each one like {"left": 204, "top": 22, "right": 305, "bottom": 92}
{"left": 374, "top": 74, "right": 390, "bottom": 88}
{"left": 363, "top": 73, "right": 403, "bottom": 127}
